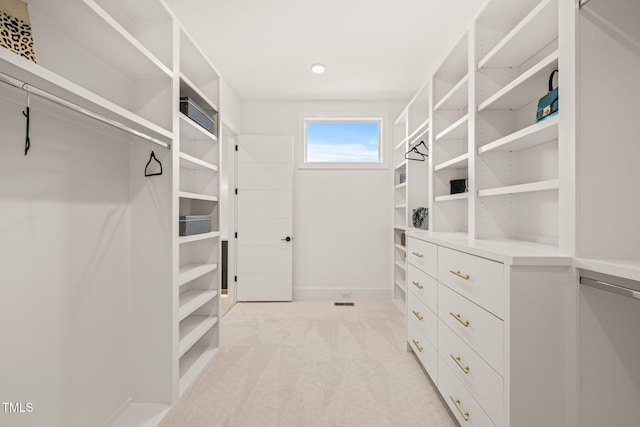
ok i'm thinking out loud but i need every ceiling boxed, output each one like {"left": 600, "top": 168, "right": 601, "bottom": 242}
{"left": 164, "top": 0, "right": 483, "bottom": 101}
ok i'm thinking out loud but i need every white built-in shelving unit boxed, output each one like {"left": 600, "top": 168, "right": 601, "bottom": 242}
{"left": 0, "top": 1, "right": 224, "bottom": 425}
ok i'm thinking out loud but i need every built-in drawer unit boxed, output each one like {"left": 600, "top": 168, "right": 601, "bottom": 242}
{"left": 439, "top": 319, "right": 503, "bottom": 426}
{"left": 438, "top": 357, "right": 496, "bottom": 427}
{"left": 438, "top": 283, "right": 504, "bottom": 374}
{"left": 408, "top": 263, "right": 437, "bottom": 313}
{"left": 438, "top": 246, "right": 504, "bottom": 319}
{"left": 407, "top": 237, "right": 438, "bottom": 278}
{"left": 408, "top": 290, "right": 437, "bottom": 347}
{"left": 408, "top": 318, "right": 437, "bottom": 382}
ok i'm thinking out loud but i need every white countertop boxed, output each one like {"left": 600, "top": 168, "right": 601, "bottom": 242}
{"left": 407, "top": 231, "right": 572, "bottom": 266}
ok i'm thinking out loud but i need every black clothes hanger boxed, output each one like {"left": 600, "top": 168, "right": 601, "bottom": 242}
{"left": 23, "top": 83, "right": 30, "bottom": 156}
{"left": 145, "top": 150, "right": 163, "bottom": 176}
{"left": 405, "top": 140, "right": 429, "bottom": 161}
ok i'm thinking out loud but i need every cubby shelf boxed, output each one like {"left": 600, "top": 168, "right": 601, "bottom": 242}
{"left": 435, "top": 114, "right": 469, "bottom": 141}
{"left": 479, "top": 115, "right": 559, "bottom": 153}
{"left": 395, "top": 138, "right": 408, "bottom": 150}
{"left": 179, "top": 152, "right": 218, "bottom": 171}
{"left": 435, "top": 193, "right": 470, "bottom": 202}
{"left": 394, "top": 225, "right": 408, "bottom": 231}
{"left": 179, "top": 191, "right": 218, "bottom": 202}
{"left": 179, "top": 346, "right": 218, "bottom": 396}
{"left": 434, "top": 153, "right": 469, "bottom": 171}
{"left": 478, "top": 50, "right": 559, "bottom": 111}
{"left": 434, "top": 74, "right": 469, "bottom": 110}
{"left": 395, "top": 204, "right": 407, "bottom": 209}
{"left": 179, "top": 114, "right": 217, "bottom": 142}
{"left": 178, "top": 263, "right": 218, "bottom": 286}
{"left": 395, "top": 160, "right": 408, "bottom": 170}
{"left": 409, "top": 127, "right": 430, "bottom": 147}
{"left": 82, "top": 0, "right": 173, "bottom": 78}
{"left": 394, "top": 280, "right": 407, "bottom": 293}
{"left": 478, "top": 0, "right": 558, "bottom": 69}
{"left": 179, "top": 232, "right": 220, "bottom": 245}
{"left": 178, "top": 315, "right": 218, "bottom": 357}
{"left": 179, "top": 290, "right": 218, "bottom": 321}
{"left": 395, "top": 182, "right": 407, "bottom": 190}
{"left": 395, "top": 261, "right": 407, "bottom": 271}
{"left": 478, "top": 179, "right": 559, "bottom": 197}
{"left": 180, "top": 73, "right": 218, "bottom": 113}
{"left": 395, "top": 244, "right": 407, "bottom": 252}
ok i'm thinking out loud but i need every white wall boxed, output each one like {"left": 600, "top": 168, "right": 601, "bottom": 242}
{"left": 0, "top": 90, "right": 133, "bottom": 427}
{"left": 241, "top": 100, "right": 404, "bottom": 300}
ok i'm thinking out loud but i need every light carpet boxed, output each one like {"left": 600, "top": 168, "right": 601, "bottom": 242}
{"left": 160, "top": 301, "right": 457, "bottom": 427}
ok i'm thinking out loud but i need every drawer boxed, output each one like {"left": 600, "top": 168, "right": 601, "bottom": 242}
{"left": 438, "top": 358, "right": 497, "bottom": 427}
{"left": 408, "top": 318, "right": 437, "bottom": 383}
{"left": 439, "top": 320, "right": 503, "bottom": 426}
{"left": 408, "top": 291, "right": 437, "bottom": 347}
{"left": 438, "top": 283, "right": 504, "bottom": 374}
{"left": 438, "top": 246, "right": 504, "bottom": 318}
{"left": 408, "top": 263, "right": 437, "bottom": 313}
{"left": 407, "top": 237, "right": 437, "bottom": 278}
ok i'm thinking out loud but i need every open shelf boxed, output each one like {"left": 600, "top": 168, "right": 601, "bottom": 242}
{"left": 435, "top": 74, "right": 469, "bottom": 110}
{"left": 179, "top": 114, "right": 217, "bottom": 142}
{"left": 435, "top": 114, "right": 469, "bottom": 141}
{"left": 179, "top": 232, "right": 220, "bottom": 245}
{"left": 478, "top": 50, "right": 558, "bottom": 111}
{"left": 395, "top": 182, "right": 407, "bottom": 190}
{"left": 82, "top": 0, "right": 172, "bottom": 78}
{"left": 409, "top": 126, "right": 430, "bottom": 147}
{"left": 0, "top": 49, "right": 173, "bottom": 144}
{"left": 408, "top": 120, "right": 430, "bottom": 142}
{"left": 179, "top": 191, "right": 218, "bottom": 202}
{"left": 434, "top": 153, "right": 469, "bottom": 171}
{"left": 178, "top": 315, "right": 218, "bottom": 357}
{"left": 395, "top": 204, "right": 407, "bottom": 209}
{"left": 478, "top": 0, "right": 558, "bottom": 69}
{"left": 395, "top": 280, "right": 407, "bottom": 293}
{"left": 478, "top": 179, "right": 559, "bottom": 197}
{"left": 180, "top": 73, "right": 218, "bottom": 113}
{"left": 435, "top": 193, "right": 470, "bottom": 202}
{"left": 179, "top": 152, "right": 218, "bottom": 172}
{"left": 395, "top": 244, "right": 407, "bottom": 252}
{"left": 394, "top": 225, "right": 408, "bottom": 231}
{"left": 395, "top": 160, "right": 408, "bottom": 170}
{"left": 479, "top": 115, "right": 559, "bottom": 154}
{"left": 178, "top": 263, "right": 218, "bottom": 286}
{"left": 395, "top": 137, "right": 408, "bottom": 150}
{"left": 395, "top": 261, "right": 407, "bottom": 271}
{"left": 179, "top": 345, "right": 218, "bottom": 396}
{"left": 179, "top": 290, "right": 218, "bottom": 321}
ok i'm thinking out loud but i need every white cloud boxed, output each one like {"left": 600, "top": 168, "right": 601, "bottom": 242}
{"left": 307, "top": 142, "right": 379, "bottom": 162}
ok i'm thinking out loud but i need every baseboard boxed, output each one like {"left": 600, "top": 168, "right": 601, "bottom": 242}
{"left": 293, "top": 288, "right": 393, "bottom": 301}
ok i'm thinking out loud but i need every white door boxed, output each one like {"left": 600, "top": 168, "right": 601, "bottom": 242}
{"left": 236, "top": 135, "right": 293, "bottom": 301}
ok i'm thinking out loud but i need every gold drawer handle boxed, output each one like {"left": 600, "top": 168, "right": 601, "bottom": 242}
{"left": 412, "top": 251, "right": 424, "bottom": 258}
{"left": 412, "top": 281, "right": 424, "bottom": 289}
{"left": 412, "top": 310, "right": 424, "bottom": 321}
{"left": 450, "top": 354, "right": 470, "bottom": 374}
{"left": 411, "top": 339, "right": 423, "bottom": 353}
{"left": 450, "top": 312, "right": 470, "bottom": 327}
{"left": 449, "top": 396, "right": 470, "bottom": 421}
{"left": 450, "top": 270, "right": 470, "bottom": 280}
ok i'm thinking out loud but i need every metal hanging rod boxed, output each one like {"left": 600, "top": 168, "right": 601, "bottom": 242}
{"left": 0, "top": 72, "right": 170, "bottom": 149}
{"left": 580, "top": 276, "right": 640, "bottom": 301}
{"left": 579, "top": 0, "right": 594, "bottom": 9}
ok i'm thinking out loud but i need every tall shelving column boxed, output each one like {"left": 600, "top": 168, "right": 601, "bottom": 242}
{"left": 392, "top": 111, "right": 408, "bottom": 311}
{"left": 431, "top": 33, "right": 470, "bottom": 234}
{"left": 475, "top": 0, "right": 560, "bottom": 245}
{"left": 175, "top": 27, "right": 222, "bottom": 398}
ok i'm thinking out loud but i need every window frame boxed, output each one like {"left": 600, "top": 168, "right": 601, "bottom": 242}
{"left": 299, "top": 113, "right": 387, "bottom": 170}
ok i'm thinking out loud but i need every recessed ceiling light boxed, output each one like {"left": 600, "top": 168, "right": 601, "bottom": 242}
{"left": 311, "top": 63, "right": 326, "bottom": 74}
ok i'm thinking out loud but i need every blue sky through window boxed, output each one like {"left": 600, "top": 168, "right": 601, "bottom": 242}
{"left": 306, "top": 121, "right": 380, "bottom": 162}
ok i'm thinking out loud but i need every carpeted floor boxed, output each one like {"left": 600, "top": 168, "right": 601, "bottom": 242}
{"left": 160, "top": 301, "right": 457, "bottom": 427}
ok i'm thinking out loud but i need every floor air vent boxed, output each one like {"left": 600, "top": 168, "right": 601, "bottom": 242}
{"left": 334, "top": 302, "right": 355, "bottom": 306}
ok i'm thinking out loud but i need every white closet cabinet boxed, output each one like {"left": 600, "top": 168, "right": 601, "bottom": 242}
{"left": 0, "top": 1, "right": 222, "bottom": 426}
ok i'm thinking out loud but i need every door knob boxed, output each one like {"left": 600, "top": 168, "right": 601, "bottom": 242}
{"left": 281, "top": 236, "right": 291, "bottom": 242}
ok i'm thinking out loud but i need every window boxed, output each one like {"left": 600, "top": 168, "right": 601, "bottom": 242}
{"left": 300, "top": 116, "right": 385, "bottom": 169}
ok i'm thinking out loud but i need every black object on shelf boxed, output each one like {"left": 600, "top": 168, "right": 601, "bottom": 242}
{"left": 221, "top": 240, "right": 228, "bottom": 290}
{"left": 450, "top": 179, "right": 468, "bottom": 194}
{"left": 179, "top": 215, "right": 211, "bottom": 236}
{"left": 179, "top": 97, "right": 215, "bottom": 134}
